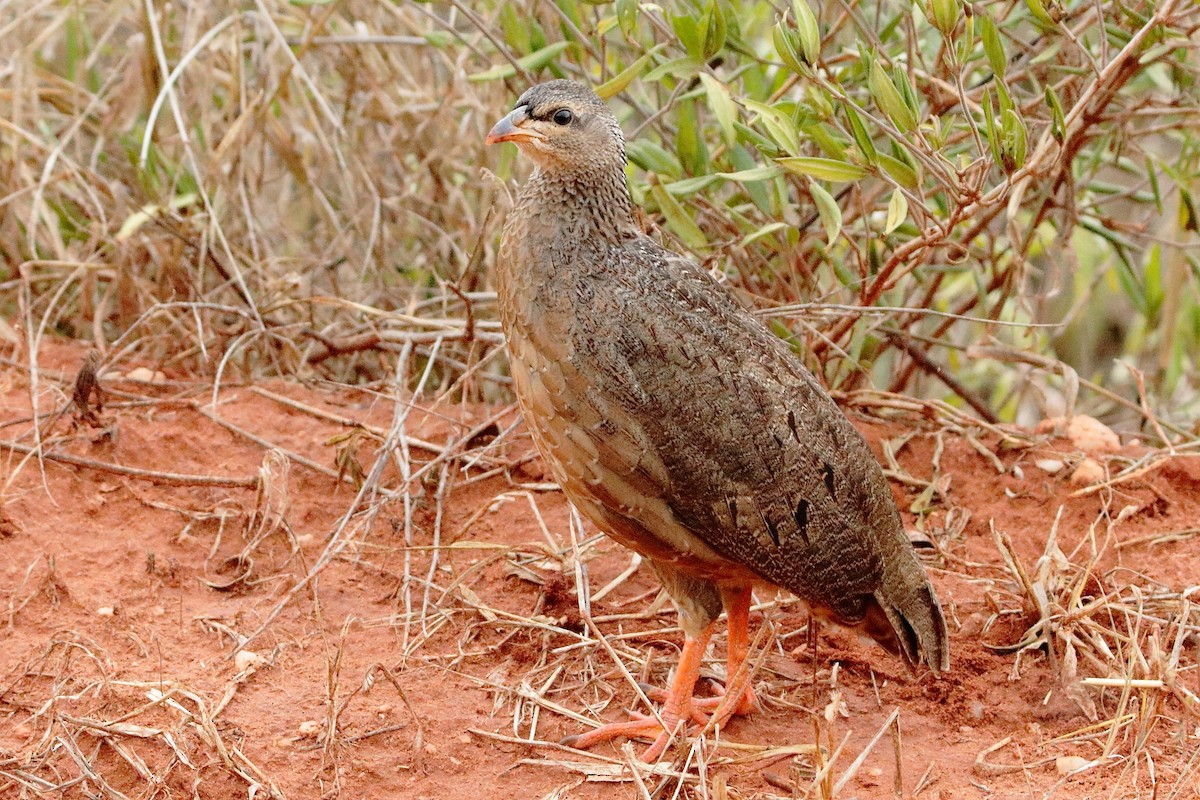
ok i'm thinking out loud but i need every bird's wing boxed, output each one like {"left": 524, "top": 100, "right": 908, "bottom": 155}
{"left": 565, "top": 235, "right": 903, "bottom": 623}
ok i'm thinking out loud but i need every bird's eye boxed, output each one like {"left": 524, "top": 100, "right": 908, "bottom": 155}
{"left": 552, "top": 108, "right": 573, "bottom": 126}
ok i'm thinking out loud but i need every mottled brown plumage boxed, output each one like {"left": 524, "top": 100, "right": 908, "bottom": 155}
{"left": 487, "top": 80, "right": 948, "bottom": 759}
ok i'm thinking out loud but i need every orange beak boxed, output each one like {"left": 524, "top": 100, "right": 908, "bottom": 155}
{"left": 485, "top": 106, "right": 544, "bottom": 146}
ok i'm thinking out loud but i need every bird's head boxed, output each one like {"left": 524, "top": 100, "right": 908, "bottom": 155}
{"left": 486, "top": 80, "right": 626, "bottom": 174}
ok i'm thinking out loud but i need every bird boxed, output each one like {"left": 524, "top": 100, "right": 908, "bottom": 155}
{"left": 485, "top": 79, "right": 948, "bottom": 761}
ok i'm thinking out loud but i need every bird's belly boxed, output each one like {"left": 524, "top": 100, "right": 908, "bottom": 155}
{"left": 506, "top": 324, "right": 753, "bottom": 583}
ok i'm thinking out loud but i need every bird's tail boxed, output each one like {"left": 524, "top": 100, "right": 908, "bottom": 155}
{"left": 861, "top": 557, "right": 950, "bottom": 675}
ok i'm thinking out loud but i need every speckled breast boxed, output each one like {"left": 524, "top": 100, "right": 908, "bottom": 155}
{"left": 495, "top": 247, "right": 757, "bottom": 584}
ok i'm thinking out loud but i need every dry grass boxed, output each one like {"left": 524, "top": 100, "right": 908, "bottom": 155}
{"left": 3, "top": 0, "right": 514, "bottom": 398}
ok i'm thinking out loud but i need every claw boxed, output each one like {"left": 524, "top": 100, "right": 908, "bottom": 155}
{"left": 561, "top": 586, "right": 762, "bottom": 761}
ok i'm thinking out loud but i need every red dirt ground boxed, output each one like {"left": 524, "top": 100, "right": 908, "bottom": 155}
{"left": 2, "top": 339, "right": 1199, "bottom": 799}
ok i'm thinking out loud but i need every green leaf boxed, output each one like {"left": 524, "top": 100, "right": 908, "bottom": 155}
{"left": 803, "top": 122, "right": 848, "bottom": 161}
{"left": 877, "top": 153, "right": 918, "bottom": 190}
{"left": 1024, "top": 0, "right": 1059, "bottom": 28}
{"left": 1159, "top": 159, "right": 1199, "bottom": 232}
{"left": 773, "top": 20, "right": 808, "bottom": 75}
{"left": 792, "top": 0, "right": 820, "bottom": 65}
{"left": 808, "top": 180, "right": 842, "bottom": 247}
{"left": 868, "top": 59, "right": 916, "bottom": 132}
{"left": 1144, "top": 243, "right": 1163, "bottom": 319}
{"left": 776, "top": 156, "right": 867, "bottom": 182}
{"left": 499, "top": 4, "right": 531, "bottom": 55}
{"left": 884, "top": 189, "right": 909, "bottom": 234}
{"left": 1146, "top": 156, "right": 1163, "bottom": 214}
{"left": 894, "top": 65, "right": 921, "bottom": 121}
{"left": 743, "top": 221, "right": 790, "bottom": 246}
{"left": 702, "top": 0, "right": 727, "bottom": 59}
{"left": 955, "top": 12, "right": 976, "bottom": 65}
{"left": 994, "top": 76, "right": 1014, "bottom": 115}
{"left": 649, "top": 175, "right": 708, "bottom": 249}
{"left": 663, "top": 174, "right": 721, "bottom": 196}
{"left": 744, "top": 99, "right": 802, "bottom": 156}
{"left": 557, "top": 0, "right": 584, "bottom": 29}
{"left": 928, "top": 0, "right": 959, "bottom": 36}
{"left": 728, "top": 146, "right": 776, "bottom": 214}
{"left": 644, "top": 56, "right": 704, "bottom": 82}
{"left": 717, "top": 165, "right": 785, "bottom": 181}
{"left": 979, "top": 13, "right": 1005, "bottom": 78}
{"left": 616, "top": 0, "right": 638, "bottom": 37}
{"left": 1000, "top": 107, "right": 1027, "bottom": 172}
{"left": 982, "top": 88, "right": 1002, "bottom": 171}
{"left": 1140, "top": 41, "right": 1186, "bottom": 66}
{"left": 676, "top": 99, "right": 709, "bottom": 176}
{"left": 1044, "top": 85, "right": 1066, "bottom": 142}
{"left": 1100, "top": 231, "right": 1144, "bottom": 314}
{"left": 469, "top": 41, "right": 571, "bottom": 81}
{"left": 626, "top": 140, "right": 683, "bottom": 179}
{"left": 925, "top": 113, "right": 945, "bottom": 148}
{"left": 1180, "top": 185, "right": 1198, "bottom": 232}
{"left": 1030, "top": 38, "right": 1063, "bottom": 65}
{"left": 672, "top": 13, "right": 704, "bottom": 60}
{"left": 699, "top": 73, "right": 738, "bottom": 146}
{"left": 732, "top": 121, "right": 778, "bottom": 154}
{"left": 595, "top": 46, "right": 663, "bottom": 98}
{"left": 843, "top": 104, "right": 877, "bottom": 165}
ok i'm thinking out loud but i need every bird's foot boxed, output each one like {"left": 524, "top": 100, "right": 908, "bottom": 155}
{"left": 564, "top": 695, "right": 720, "bottom": 767}
{"left": 560, "top": 683, "right": 756, "bottom": 761}
{"left": 561, "top": 626, "right": 729, "bottom": 761}
{"left": 556, "top": 710, "right": 681, "bottom": 762}
{"left": 695, "top": 683, "right": 759, "bottom": 718}
{"left": 641, "top": 680, "right": 759, "bottom": 720}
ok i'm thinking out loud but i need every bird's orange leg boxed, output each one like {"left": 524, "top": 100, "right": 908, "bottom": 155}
{"left": 713, "top": 584, "right": 760, "bottom": 717}
{"left": 562, "top": 623, "right": 716, "bottom": 761}
{"left": 643, "top": 585, "right": 759, "bottom": 721}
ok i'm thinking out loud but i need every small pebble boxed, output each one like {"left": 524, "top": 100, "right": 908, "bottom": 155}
{"left": 234, "top": 651, "right": 264, "bottom": 672}
{"left": 1055, "top": 755, "right": 1092, "bottom": 776}
{"left": 1070, "top": 458, "right": 1105, "bottom": 486}
{"left": 126, "top": 366, "right": 167, "bottom": 384}
{"left": 1038, "top": 415, "right": 1120, "bottom": 454}
{"left": 96, "top": 606, "right": 115, "bottom": 617}
{"left": 298, "top": 720, "right": 321, "bottom": 736}
{"left": 1034, "top": 458, "right": 1065, "bottom": 474}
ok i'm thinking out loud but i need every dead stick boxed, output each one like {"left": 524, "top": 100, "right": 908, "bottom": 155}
{"left": 190, "top": 404, "right": 344, "bottom": 482}
{"left": 0, "top": 440, "right": 257, "bottom": 488}
{"left": 883, "top": 330, "right": 999, "bottom": 424}
{"left": 247, "top": 386, "right": 445, "bottom": 454}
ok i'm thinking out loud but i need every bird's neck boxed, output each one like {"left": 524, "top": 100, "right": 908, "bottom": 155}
{"left": 516, "top": 163, "right": 637, "bottom": 243}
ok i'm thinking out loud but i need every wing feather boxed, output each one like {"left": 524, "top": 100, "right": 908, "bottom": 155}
{"left": 558, "top": 236, "right": 900, "bottom": 621}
